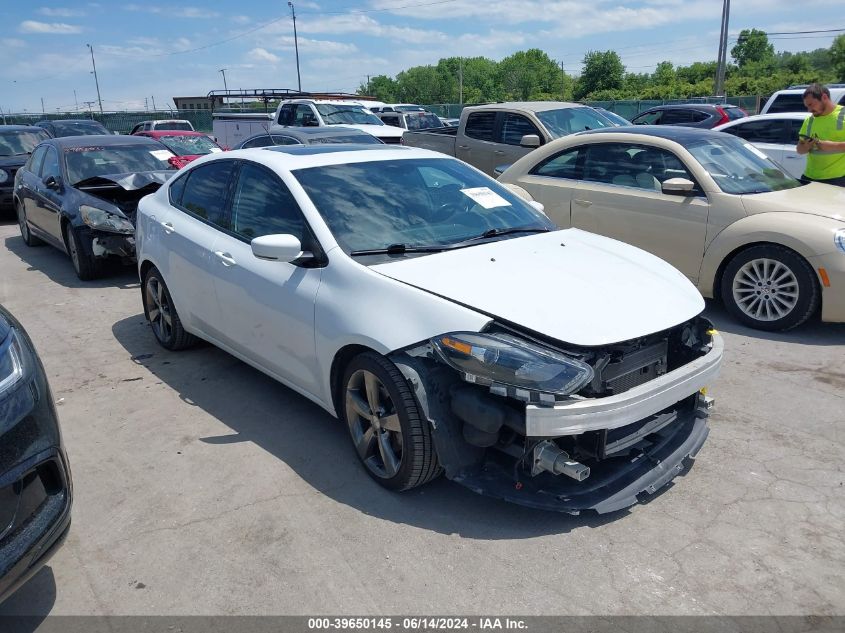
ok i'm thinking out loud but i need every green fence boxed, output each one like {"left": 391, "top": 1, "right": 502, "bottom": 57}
{"left": 423, "top": 95, "right": 763, "bottom": 119}
{"left": 2, "top": 110, "right": 214, "bottom": 134}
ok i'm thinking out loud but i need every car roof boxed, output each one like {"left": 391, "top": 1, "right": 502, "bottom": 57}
{"left": 465, "top": 101, "right": 587, "bottom": 113}
{"left": 216, "top": 145, "right": 441, "bottom": 171}
{"left": 716, "top": 112, "right": 808, "bottom": 126}
{"left": 580, "top": 125, "right": 724, "bottom": 143}
{"left": 0, "top": 125, "right": 48, "bottom": 132}
{"left": 268, "top": 125, "right": 374, "bottom": 138}
{"left": 638, "top": 103, "right": 738, "bottom": 113}
{"left": 47, "top": 134, "right": 163, "bottom": 149}
{"left": 36, "top": 119, "right": 106, "bottom": 125}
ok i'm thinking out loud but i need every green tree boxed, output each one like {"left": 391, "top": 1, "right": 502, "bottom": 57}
{"left": 832, "top": 34, "right": 845, "bottom": 82}
{"left": 573, "top": 50, "right": 624, "bottom": 100}
{"left": 496, "top": 49, "right": 565, "bottom": 100}
{"left": 358, "top": 75, "right": 399, "bottom": 101}
{"left": 731, "top": 29, "right": 775, "bottom": 68}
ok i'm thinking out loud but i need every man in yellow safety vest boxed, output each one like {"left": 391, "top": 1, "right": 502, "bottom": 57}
{"left": 796, "top": 83, "right": 845, "bottom": 187}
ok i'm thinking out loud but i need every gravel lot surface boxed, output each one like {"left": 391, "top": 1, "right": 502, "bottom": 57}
{"left": 0, "top": 219, "right": 843, "bottom": 617}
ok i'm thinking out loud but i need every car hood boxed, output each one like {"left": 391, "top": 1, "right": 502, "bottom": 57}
{"left": 741, "top": 182, "right": 845, "bottom": 221}
{"left": 72, "top": 170, "right": 172, "bottom": 190}
{"left": 339, "top": 124, "right": 404, "bottom": 138}
{"left": 0, "top": 155, "right": 28, "bottom": 170}
{"left": 370, "top": 229, "right": 704, "bottom": 346}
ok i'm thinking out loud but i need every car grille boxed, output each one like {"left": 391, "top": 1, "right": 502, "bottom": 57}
{"left": 379, "top": 136, "right": 402, "bottom": 144}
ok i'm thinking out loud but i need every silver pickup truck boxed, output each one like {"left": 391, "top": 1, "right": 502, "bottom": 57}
{"left": 401, "top": 101, "right": 614, "bottom": 176}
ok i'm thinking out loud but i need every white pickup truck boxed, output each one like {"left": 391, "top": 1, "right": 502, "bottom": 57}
{"left": 274, "top": 98, "right": 404, "bottom": 144}
{"left": 401, "top": 101, "right": 614, "bottom": 176}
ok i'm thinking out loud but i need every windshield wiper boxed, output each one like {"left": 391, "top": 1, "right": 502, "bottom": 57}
{"left": 452, "top": 226, "right": 551, "bottom": 245}
{"left": 350, "top": 243, "right": 446, "bottom": 257}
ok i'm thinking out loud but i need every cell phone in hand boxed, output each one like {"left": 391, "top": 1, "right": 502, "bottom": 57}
{"left": 798, "top": 134, "right": 815, "bottom": 142}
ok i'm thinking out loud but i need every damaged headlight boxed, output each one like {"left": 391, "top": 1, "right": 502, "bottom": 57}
{"left": 79, "top": 205, "right": 134, "bottom": 234}
{"left": 431, "top": 332, "right": 593, "bottom": 400}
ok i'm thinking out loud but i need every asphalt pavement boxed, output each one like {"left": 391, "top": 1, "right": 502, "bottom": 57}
{"left": 0, "top": 219, "right": 843, "bottom": 617}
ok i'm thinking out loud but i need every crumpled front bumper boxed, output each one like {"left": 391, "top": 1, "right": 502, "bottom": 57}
{"left": 90, "top": 232, "right": 136, "bottom": 259}
{"left": 525, "top": 333, "right": 723, "bottom": 437}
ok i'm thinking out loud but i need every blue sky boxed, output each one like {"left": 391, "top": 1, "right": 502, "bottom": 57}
{"left": 1, "top": 0, "right": 842, "bottom": 113}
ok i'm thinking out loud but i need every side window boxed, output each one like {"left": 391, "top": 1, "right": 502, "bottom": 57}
{"left": 661, "top": 109, "right": 693, "bottom": 125}
{"left": 689, "top": 110, "right": 711, "bottom": 122}
{"left": 464, "top": 112, "right": 496, "bottom": 141}
{"left": 27, "top": 146, "right": 48, "bottom": 176}
{"left": 767, "top": 94, "right": 805, "bottom": 114}
{"left": 722, "top": 120, "right": 788, "bottom": 144}
{"left": 633, "top": 111, "right": 662, "bottom": 125}
{"left": 500, "top": 114, "right": 541, "bottom": 145}
{"left": 382, "top": 114, "right": 401, "bottom": 127}
{"left": 42, "top": 147, "right": 61, "bottom": 181}
{"left": 530, "top": 146, "right": 582, "bottom": 180}
{"left": 584, "top": 143, "right": 692, "bottom": 191}
{"left": 277, "top": 105, "right": 295, "bottom": 125}
{"left": 787, "top": 119, "right": 804, "bottom": 141}
{"left": 168, "top": 172, "right": 188, "bottom": 206}
{"left": 230, "top": 162, "right": 307, "bottom": 243}
{"left": 178, "top": 161, "right": 236, "bottom": 229}
{"left": 242, "top": 136, "right": 273, "bottom": 149}
{"left": 144, "top": 123, "right": 152, "bottom": 131}
{"left": 294, "top": 105, "right": 317, "bottom": 125}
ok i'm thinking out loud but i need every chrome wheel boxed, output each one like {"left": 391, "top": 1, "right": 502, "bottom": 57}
{"left": 145, "top": 275, "right": 173, "bottom": 343}
{"left": 345, "top": 369, "right": 404, "bottom": 480}
{"left": 732, "top": 257, "right": 799, "bottom": 322}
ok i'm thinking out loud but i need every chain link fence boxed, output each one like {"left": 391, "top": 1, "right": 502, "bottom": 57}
{"left": 1, "top": 110, "right": 214, "bottom": 134}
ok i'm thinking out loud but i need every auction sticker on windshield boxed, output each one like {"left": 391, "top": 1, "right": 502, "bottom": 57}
{"left": 461, "top": 187, "right": 509, "bottom": 209}
{"left": 149, "top": 150, "right": 173, "bottom": 160}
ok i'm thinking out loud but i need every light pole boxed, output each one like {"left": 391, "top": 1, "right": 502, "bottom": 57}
{"left": 219, "top": 68, "right": 228, "bottom": 92}
{"left": 288, "top": 2, "right": 302, "bottom": 92}
{"left": 87, "top": 44, "right": 103, "bottom": 114}
{"left": 714, "top": 0, "right": 730, "bottom": 97}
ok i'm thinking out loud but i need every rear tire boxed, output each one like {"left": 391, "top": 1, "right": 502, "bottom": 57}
{"left": 16, "top": 203, "right": 43, "bottom": 247}
{"left": 342, "top": 352, "right": 441, "bottom": 491}
{"left": 142, "top": 267, "right": 197, "bottom": 350}
{"left": 721, "top": 244, "right": 819, "bottom": 331}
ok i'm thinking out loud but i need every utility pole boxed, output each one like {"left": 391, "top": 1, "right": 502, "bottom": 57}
{"left": 219, "top": 68, "right": 228, "bottom": 92}
{"left": 87, "top": 44, "right": 103, "bottom": 114}
{"left": 152, "top": 95, "right": 157, "bottom": 111}
{"left": 83, "top": 101, "right": 96, "bottom": 119}
{"left": 288, "top": 2, "right": 302, "bottom": 92}
{"left": 73, "top": 89, "right": 79, "bottom": 112}
{"left": 41, "top": 97, "right": 45, "bottom": 114}
{"left": 145, "top": 97, "right": 149, "bottom": 112}
{"left": 714, "top": 0, "right": 730, "bottom": 97}
{"left": 560, "top": 61, "right": 566, "bottom": 98}
{"left": 367, "top": 75, "right": 371, "bottom": 94}
{"left": 459, "top": 57, "right": 463, "bottom": 105}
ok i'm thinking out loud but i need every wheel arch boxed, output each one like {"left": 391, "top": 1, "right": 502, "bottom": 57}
{"left": 329, "top": 343, "right": 383, "bottom": 418}
{"left": 712, "top": 240, "right": 814, "bottom": 304}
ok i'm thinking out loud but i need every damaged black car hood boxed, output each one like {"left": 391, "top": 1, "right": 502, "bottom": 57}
{"left": 72, "top": 170, "right": 172, "bottom": 190}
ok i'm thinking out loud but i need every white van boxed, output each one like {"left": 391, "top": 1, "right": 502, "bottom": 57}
{"left": 760, "top": 84, "right": 845, "bottom": 114}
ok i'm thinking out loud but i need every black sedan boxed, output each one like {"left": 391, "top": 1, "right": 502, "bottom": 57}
{"left": 13, "top": 135, "right": 174, "bottom": 280}
{"left": 33, "top": 119, "right": 111, "bottom": 138}
{"left": 234, "top": 125, "right": 383, "bottom": 149}
{"left": 0, "top": 304, "right": 72, "bottom": 603}
{"left": 0, "top": 126, "right": 51, "bottom": 218}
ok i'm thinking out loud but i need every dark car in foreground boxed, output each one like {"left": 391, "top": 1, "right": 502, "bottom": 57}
{"left": 631, "top": 103, "right": 747, "bottom": 129}
{"left": 0, "top": 304, "right": 72, "bottom": 603}
{"left": 34, "top": 119, "right": 112, "bottom": 138}
{"left": 13, "top": 135, "right": 174, "bottom": 280}
{"left": 0, "top": 126, "right": 51, "bottom": 217}
{"left": 233, "top": 125, "right": 383, "bottom": 149}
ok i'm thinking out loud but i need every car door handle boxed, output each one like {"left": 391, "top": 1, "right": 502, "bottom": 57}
{"left": 214, "top": 251, "right": 237, "bottom": 267}
{"left": 494, "top": 150, "right": 506, "bottom": 155}
{"left": 784, "top": 155, "right": 800, "bottom": 159}
{"left": 159, "top": 221, "right": 175, "bottom": 234}
{"left": 457, "top": 145, "right": 469, "bottom": 150}
{"left": 573, "top": 199, "right": 592, "bottom": 207}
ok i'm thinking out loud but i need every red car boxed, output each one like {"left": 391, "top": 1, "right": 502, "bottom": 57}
{"left": 132, "top": 130, "right": 225, "bottom": 169}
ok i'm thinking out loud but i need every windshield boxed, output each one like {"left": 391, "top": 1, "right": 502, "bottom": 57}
{"left": 394, "top": 105, "right": 425, "bottom": 112}
{"left": 536, "top": 107, "right": 613, "bottom": 138}
{"left": 64, "top": 145, "right": 174, "bottom": 184}
{"left": 598, "top": 109, "right": 632, "bottom": 126}
{"left": 0, "top": 129, "right": 50, "bottom": 155}
{"left": 316, "top": 104, "right": 384, "bottom": 126}
{"left": 308, "top": 133, "right": 382, "bottom": 145}
{"left": 52, "top": 121, "right": 109, "bottom": 136}
{"left": 293, "top": 157, "right": 555, "bottom": 255}
{"left": 158, "top": 135, "right": 220, "bottom": 156}
{"left": 687, "top": 135, "right": 802, "bottom": 194}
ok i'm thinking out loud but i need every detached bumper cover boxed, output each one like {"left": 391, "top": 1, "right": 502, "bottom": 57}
{"left": 525, "top": 333, "right": 723, "bottom": 437}
{"left": 90, "top": 232, "right": 136, "bottom": 259}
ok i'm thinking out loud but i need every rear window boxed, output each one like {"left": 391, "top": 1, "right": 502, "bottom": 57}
{"left": 725, "top": 107, "right": 746, "bottom": 120}
{"left": 154, "top": 121, "right": 193, "bottom": 131}
{"left": 766, "top": 94, "right": 806, "bottom": 114}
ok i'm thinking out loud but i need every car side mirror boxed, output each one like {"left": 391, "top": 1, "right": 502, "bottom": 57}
{"left": 520, "top": 134, "right": 541, "bottom": 148}
{"left": 43, "top": 175, "right": 62, "bottom": 191}
{"left": 661, "top": 177, "right": 696, "bottom": 196}
{"left": 251, "top": 234, "right": 312, "bottom": 263}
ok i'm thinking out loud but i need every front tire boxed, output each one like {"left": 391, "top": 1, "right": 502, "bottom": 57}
{"left": 342, "top": 352, "right": 441, "bottom": 491}
{"left": 16, "top": 203, "right": 43, "bottom": 247}
{"left": 142, "top": 267, "right": 197, "bottom": 350}
{"left": 64, "top": 224, "right": 99, "bottom": 280}
{"left": 721, "top": 245, "right": 819, "bottom": 331}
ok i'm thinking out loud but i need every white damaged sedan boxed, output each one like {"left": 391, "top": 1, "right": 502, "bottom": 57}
{"left": 136, "top": 144, "right": 723, "bottom": 514}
